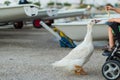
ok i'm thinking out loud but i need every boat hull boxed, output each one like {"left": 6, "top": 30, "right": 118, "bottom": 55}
{"left": 52, "top": 20, "right": 108, "bottom": 41}
{"left": 0, "top": 4, "right": 38, "bottom": 23}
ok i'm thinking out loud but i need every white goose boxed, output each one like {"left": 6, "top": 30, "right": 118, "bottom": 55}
{"left": 52, "top": 19, "right": 100, "bottom": 75}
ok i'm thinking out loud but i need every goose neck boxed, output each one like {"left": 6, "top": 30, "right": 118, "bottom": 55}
{"left": 84, "top": 25, "right": 93, "bottom": 42}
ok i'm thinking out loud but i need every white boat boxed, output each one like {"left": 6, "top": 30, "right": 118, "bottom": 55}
{"left": 52, "top": 19, "right": 108, "bottom": 41}
{"left": 0, "top": 4, "right": 38, "bottom": 23}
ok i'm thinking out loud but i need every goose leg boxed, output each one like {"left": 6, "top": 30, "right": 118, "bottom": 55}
{"left": 74, "top": 65, "right": 87, "bottom": 75}
{"left": 80, "top": 68, "right": 87, "bottom": 75}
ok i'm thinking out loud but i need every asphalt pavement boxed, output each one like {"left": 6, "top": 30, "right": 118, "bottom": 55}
{"left": 0, "top": 25, "right": 108, "bottom": 80}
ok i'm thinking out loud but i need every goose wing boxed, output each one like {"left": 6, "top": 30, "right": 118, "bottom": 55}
{"left": 63, "top": 43, "right": 94, "bottom": 59}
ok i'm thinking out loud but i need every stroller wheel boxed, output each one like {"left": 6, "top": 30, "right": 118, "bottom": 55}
{"left": 102, "top": 60, "right": 120, "bottom": 80}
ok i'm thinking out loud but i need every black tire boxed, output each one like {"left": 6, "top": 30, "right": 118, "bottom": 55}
{"left": 33, "top": 19, "right": 42, "bottom": 28}
{"left": 14, "top": 21, "right": 23, "bottom": 29}
{"left": 102, "top": 60, "right": 120, "bottom": 80}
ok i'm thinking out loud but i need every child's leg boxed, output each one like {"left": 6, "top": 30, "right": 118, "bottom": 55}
{"left": 108, "top": 27, "right": 114, "bottom": 49}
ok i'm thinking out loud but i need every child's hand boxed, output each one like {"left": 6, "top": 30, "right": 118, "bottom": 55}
{"left": 105, "top": 6, "right": 114, "bottom": 11}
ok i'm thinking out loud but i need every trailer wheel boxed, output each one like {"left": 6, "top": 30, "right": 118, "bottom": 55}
{"left": 33, "top": 19, "right": 42, "bottom": 28}
{"left": 14, "top": 21, "right": 23, "bottom": 29}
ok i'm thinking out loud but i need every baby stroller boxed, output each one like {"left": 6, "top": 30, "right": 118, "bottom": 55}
{"left": 102, "top": 22, "right": 120, "bottom": 80}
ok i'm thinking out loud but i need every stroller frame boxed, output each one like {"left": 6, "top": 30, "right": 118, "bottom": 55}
{"left": 102, "top": 22, "right": 120, "bottom": 80}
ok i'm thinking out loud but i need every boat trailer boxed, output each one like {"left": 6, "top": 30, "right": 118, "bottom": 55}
{"left": 40, "top": 21, "right": 76, "bottom": 48}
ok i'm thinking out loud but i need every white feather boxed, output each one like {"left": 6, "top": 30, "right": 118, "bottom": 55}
{"left": 52, "top": 20, "right": 97, "bottom": 71}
